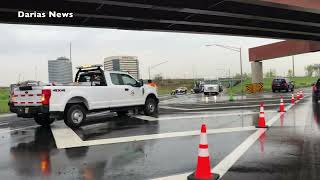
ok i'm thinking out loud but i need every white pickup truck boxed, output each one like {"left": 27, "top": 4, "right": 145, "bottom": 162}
{"left": 203, "top": 80, "right": 223, "bottom": 96}
{"left": 11, "top": 65, "right": 159, "bottom": 128}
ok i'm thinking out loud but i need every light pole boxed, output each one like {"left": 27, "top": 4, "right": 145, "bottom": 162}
{"left": 148, "top": 61, "right": 168, "bottom": 80}
{"left": 292, "top": 55, "right": 295, "bottom": 77}
{"left": 206, "top": 44, "right": 243, "bottom": 96}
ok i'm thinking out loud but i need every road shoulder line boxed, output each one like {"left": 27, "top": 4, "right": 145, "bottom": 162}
{"left": 51, "top": 124, "right": 256, "bottom": 149}
{"left": 0, "top": 113, "right": 15, "bottom": 118}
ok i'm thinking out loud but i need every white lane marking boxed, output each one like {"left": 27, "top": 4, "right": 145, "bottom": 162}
{"left": 134, "top": 111, "right": 276, "bottom": 121}
{"left": 160, "top": 103, "right": 281, "bottom": 111}
{"left": 50, "top": 122, "right": 83, "bottom": 148}
{"left": 51, "top": 124, "right": 256, "bottom": 149}
{"left": 154, "top": 104, "right": 294, "bottom": 180}
{"left": 213, "top": 104, "right": 293, "bottom": 177}
{"left": 0, "top": 122, "right": 9, "bottom": 126}
{"left": 0, "top": 113, "right": 15, "bottom": 118}
{"left": 0, "top": 125, "right": 39, "bottom": 134}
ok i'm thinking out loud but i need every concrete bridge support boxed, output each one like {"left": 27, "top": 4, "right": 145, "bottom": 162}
{"left": 251, "top": 61, "right": 263, "bottom": 84}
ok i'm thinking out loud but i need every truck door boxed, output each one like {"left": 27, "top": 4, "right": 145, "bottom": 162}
{"left": 120, "top": 74, "right": 144, "bottom": 105}
{"left": 109, "top": 73, "right": 144, "bottom": 106}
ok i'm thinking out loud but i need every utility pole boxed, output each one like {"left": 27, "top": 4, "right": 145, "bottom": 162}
{"left": 35, "top": 66, "right": 38, "bottom": 80}
{"left": 148, "top": 61, "right": 168, "bottom": 80}
{"left": 205, "top": 44, "right": 243, "bottom": 100}
{"left": 292, "top": 55, "right": 295, "bottom": 77}
{"left": 229, "top": 68, "right": 232, "bottom": 90}
{"left": 239, "top": 47, "right": 243, "bottom": 96}
{"left": 192, "top": 65, "right": 196, "bottom": 85}
{"left": 70, "top": 42, "right": 72, "bottom": 61}
{"left": 18, "top": 73, "right": 21, "bottom": 83}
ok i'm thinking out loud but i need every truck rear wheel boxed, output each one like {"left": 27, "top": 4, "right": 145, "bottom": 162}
{"left": 34, "top": 114, "right": 55, "bottom": 127}
{"left": 144, "top": 97, "right": 158, "bottom": 116}
{"left": 64, "top": 104, "right": 86, "bottom": 128}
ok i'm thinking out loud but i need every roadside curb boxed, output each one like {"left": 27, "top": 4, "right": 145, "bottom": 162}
{"left": 0, "top": 113, "right": 15, "bottom": 118}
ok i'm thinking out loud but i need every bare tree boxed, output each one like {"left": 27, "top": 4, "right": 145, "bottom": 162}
{"left": 305, "top": 65, "right": 314, "bottom": 77}
{"left": 265, "top": 69, "right": 276, "bottom": 78}
{"left": 313, "top": 64, "right": 320, "bottom": 76}
{"left": 287, "top": 69, "right": 293, "bottom": 77}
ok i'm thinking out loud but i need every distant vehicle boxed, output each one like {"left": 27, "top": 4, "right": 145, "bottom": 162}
{"left": 11, "top": 65, "right": 159, "bottom": 128}
{"left": 272, "top": 77, "right": 294, "bottom": 92}
{"left": 172, "top": 87, "right": 188, "bottom": 95}
{"left": 312, "top": 78, "right": 320, "bottom": 103}
{"left": 203, "top": 80, "right": 223, "bottom": 96}
{"left": 192, "top": 81, "right": 204, "bottom": 94}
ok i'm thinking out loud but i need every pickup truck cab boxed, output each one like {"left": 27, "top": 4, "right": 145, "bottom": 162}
{"left": 203, "top": 80, "right": 223, "bottom": 96}
{"left": 12, "top": 65, "right": 159, "bottom": 128}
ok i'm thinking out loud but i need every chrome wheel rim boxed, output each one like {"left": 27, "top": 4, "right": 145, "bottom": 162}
{"left": 148, "top": 103, "right": 155, "bottom": 112}
{"left": 71, "top": 110, "right": 83, "bottom": 124}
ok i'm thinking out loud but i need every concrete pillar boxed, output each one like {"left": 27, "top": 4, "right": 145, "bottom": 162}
{"left": 251, "top": 61, "right": 263, "bottom": 84}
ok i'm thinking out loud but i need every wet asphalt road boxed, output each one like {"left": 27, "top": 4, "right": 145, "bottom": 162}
{"left": 0, "top": 89, "right": 317, "bottom": 180}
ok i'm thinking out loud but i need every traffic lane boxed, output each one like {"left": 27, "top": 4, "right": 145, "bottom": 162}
{"left": 161, "top": 100, "right": 293, "bottom": 109}
{"left": 159, "top": 96, "right": 308, "bottom": 113}
{"left": 162, "top": 94, "right": 306, "bottom": 107}
{"left": 161, "top": 89, "right": 309, "bottom": 105}
{"left": 1, "top": 125, "right": 254, "bottom": 180}
{"left": 0, "top": 99, "right": 304, "bottom": 180}
{"left": 0, "top": 115, "right": 39, "bottom": 138}
{"left": 159, "top": 103, "right": 283, "bottom": 113}
{"left": 74, "top": 111, "right": 275, "bottom": 141}
{"left": 221, "top": 98, "right": 316, "bottom": 180}
{"left": 0, "top": 126, "right": 58, "bottom": 179}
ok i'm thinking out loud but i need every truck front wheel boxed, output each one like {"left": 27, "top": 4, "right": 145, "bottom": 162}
{"left": 34, "top": 114, "right": 55, "bottom": 127}
{"left": 64, "top": 104, "right": 86, "bottom": 128}
{"left": 144, "top": 97, "right": 158, "bottom": 116}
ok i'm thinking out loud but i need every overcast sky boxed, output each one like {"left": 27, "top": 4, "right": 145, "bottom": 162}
{"left": 0, "top": 23, "right": 320, "bottom": 86}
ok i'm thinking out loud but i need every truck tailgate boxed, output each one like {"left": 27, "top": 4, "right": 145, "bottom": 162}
{"left": 13, "top": 86, "right": 43, "bottom": 106}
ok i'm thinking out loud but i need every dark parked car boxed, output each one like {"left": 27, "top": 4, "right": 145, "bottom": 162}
{"left": 272, "top": 77, "right": 294, "bottom": 92}
{"left": 312, "top": 78, "right": 320, "bottom": 103}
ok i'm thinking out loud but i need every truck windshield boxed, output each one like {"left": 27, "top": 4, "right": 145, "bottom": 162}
{"left": 204, "top": 80, "right": 218, "bottom": 84}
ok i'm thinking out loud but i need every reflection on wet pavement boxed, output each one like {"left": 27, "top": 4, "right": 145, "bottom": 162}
{"left": 75, "top": 116, "right": 160, "bottom": 140}
{"left": 9, "top": 127, "right": 57, "bottom": 178}
{"left": 0, "top": 89, "right": 315, "bottom": 180}
{"left": 222, "top": 100, "right": 320, "bottom": 180}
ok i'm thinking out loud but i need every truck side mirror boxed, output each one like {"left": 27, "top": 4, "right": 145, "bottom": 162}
{"left": 139, "top": 79, "right": 144, "bottom": 86}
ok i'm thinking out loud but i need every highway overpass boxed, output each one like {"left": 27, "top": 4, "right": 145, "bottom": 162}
{"left": 0, "top": 0, "right": 320, "bottom": 41}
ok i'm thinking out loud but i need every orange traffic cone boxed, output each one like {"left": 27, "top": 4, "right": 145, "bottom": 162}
{"left": 188, "top": 124, "right": 219, "bottom": 180}
{"left": 297, "top": 92, "right": 301, "bottom": 100}
{"left": 256, "top": 103, "right": 268, "bottom": 128}
{"left": 291, "top": 94, "right": 295, "bottom": 104}
{"left": 278, "top": 96, "right": 286, "bottom": 112}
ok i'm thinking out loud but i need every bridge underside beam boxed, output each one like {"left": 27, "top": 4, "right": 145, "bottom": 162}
{"left": 1, "top": 0, "right": 320, "bottom": 40}
{"left": 249, "top": 40, "right": 320, "bottom": 62}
